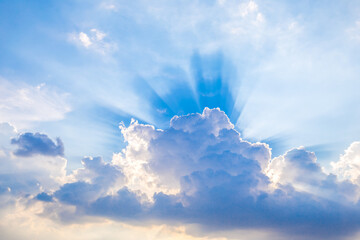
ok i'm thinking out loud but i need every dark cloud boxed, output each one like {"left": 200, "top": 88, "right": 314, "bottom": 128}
{"left": 36, "top": 192, "right": 53, "bottom": 202}
{"left": 54, "top": 181, "right": 100, "bottom": 205}
{"left": 11, "top": 132, "right": 64, "bottom": 157}
{"left": 149, "top": 170, "right": 360, "bottom": 239}
{"left": 88, "top": 188, "right": 143, "bottom": 219}
{"left": 0, "top": 174, "right": 41, "bottom": 195}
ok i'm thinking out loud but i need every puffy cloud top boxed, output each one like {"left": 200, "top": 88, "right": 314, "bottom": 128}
{"left": 114, "top": 108, "right": 271, "bottom": 197}
{"left": 170, "top": 107, "right": 234, "bottom": 136}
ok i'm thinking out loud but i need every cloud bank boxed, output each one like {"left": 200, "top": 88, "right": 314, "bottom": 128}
{"left": 2, "top": 109, "right": 360, "bottom": 239}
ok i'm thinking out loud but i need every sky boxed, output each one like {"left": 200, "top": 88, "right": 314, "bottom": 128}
{"left": 1, "top": 0, "right": 360, "bottom": 239}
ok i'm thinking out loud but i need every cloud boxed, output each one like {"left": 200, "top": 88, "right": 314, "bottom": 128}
{"left": 36, "top": 192, "right": 53, "bottom": 202}
{"left": 0, "top": 127, "right": 67, "bottom": 200}
{"left": 238, "top": 1, "right": 259, "bottom": 18}
{"left": 332, "top": 141, "right": 360, "bottom": 183}
{"left": 148, "top": 169, "right": 358, "bottom": 239}
{"left": 70, "top": 29, "right": 117, "bottom": 54}
{"left": 88, "top": 187, "right": 143, "bottom": 219}
{"left": 78, "top": 32, "right": 92, "bottom": 47}
{"left": 11, "top": 132, "right": 64, "bottom": 157}
{"left": 52, "top": 156, "right": 124, "bottom": 210}
{"left": 0, "top": 78, "right": 71, "bottom": 129}
{"left": 266, "top": 147, "right": 358, "bottom": 202}
{"left": 112, "top": 108, "right": 270, "bottom": 198}
{"left": 18, "top": 108, "right": 357, "bottom": 239}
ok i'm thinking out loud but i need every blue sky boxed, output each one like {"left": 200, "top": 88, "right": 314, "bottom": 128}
{"left": 1, "top": 0, "right": 360, "bottom": 239}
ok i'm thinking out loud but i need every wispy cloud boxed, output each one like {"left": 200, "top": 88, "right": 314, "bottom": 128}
{"left": 0, "top": 78, "right": 71, "bottom": 129}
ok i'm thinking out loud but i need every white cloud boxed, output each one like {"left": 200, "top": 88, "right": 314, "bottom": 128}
{"left": 90, "top": 29, "right": 106, "bottom": 41}
{"left": 0, "top": 78, "right": 71, "bottom": 129}
{"left": 70, "top": 29, "right": 117, "bottom": 55}
{"left": 219, "top": 0, "right": 266, "bottom": 39}
{"left": 238, "top": 1, "right": 258, "bottom": 18}
{"left": 78, "top": 32, "right": 92, "bottom": 47}
{"left": 332, "top": 141, "right": 360, "bottom": 183}
{"left": 267, "top": 146, "right": 358, "bottom": 202}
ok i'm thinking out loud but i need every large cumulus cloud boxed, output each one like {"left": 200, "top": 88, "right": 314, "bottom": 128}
{"left": 3, "top": 109, "right": 360, "bottom": 239}
{"left": 112, "top": 107, "right": 271, "bottom": 198}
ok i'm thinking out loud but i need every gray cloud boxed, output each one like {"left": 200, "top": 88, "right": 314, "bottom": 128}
{"left": 11, "top": 132, "right": 64, "bottom": 157}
